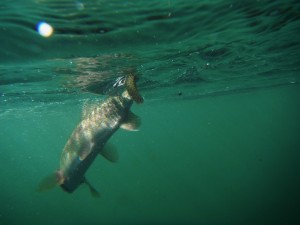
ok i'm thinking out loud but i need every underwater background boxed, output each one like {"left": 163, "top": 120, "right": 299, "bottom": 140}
{"left": 1, "top": 0, "right": 300, "bottom": 224}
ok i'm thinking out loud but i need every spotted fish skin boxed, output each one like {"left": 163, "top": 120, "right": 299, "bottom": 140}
{"left": 59, "top": 90, "right": 134, "bottom": 193}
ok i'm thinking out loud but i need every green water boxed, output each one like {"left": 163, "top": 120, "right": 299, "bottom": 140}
{"left": 1, "top": 0, "right": 300, "bottom": 224}
{"left": 2, "top": 85, "right": 300, "bottom": 225}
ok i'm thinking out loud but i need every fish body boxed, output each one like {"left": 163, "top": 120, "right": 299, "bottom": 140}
{"left": 38, "top": 73, "right": 143, "bottom": 196}
{"left": 58, "top": 90, "right": 135, "bottom": 193}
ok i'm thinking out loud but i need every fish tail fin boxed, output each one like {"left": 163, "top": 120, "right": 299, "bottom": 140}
{"left": 36, "top": 170, "right": 64, "bottom": 192}
{"left": 83, "top": 177, "right": 100, "bottom": 198}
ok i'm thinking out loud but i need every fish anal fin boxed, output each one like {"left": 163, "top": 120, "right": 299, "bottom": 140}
{"left": 100, "top": 143, "right": 118, "bottom": 163}
{"left": 37, "top": 171, "right": 64, "bottom": 192}
{"left": 120, "top": 111, "right": 141, "bottom": 131}
{"left": 83, "top": 177, "right": 100, "bottom": 198}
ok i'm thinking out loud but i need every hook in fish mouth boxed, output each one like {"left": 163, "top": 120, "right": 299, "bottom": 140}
{"left": 125, "top": 72, "right": 143, "bottom": 104}
{"left": 113, "top": 76, "right": 126, "bottom": 88}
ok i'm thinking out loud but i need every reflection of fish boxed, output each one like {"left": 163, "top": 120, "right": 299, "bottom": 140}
{"left": 38, "top": 73, "right": 143, "bottom": 197}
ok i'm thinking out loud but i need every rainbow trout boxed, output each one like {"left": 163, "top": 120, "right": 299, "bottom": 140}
{"left": 38, "top": 74, "right": 143, "bottom": 197}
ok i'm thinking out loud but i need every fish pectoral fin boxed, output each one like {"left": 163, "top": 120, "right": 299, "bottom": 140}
{"left": 36, "top": 171, "right": 63, "bottom": 192}
{"left": 120, "top": 111, "right": 141, "bottom": 131}
{"left": 100, "top": 143, "right": 119, "bottom": 163}
{"left": 83, "top": 177, "right": 100, "bottom": 198}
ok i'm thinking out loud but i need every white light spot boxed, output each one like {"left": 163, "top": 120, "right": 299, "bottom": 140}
{"left": 76, "top": 1, "right": 84, "bottom": 10}
{"left": 36, "top": 22, "right": 53, "bottom": 37}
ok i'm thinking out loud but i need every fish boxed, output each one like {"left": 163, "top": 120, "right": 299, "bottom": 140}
{"left": 37, "top": 73, "right": 143, "bottom": 197}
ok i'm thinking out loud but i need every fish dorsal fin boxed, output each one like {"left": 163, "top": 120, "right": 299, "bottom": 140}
{"left": 100, "top": 143, "right": 119, "bottom": 162}
{"left": 120, "top": 111, "right": 141, "bottom": 131}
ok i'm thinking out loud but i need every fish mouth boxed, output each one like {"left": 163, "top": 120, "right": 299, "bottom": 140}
{"left": 125, "top": 70, "right": 144, "bottom": 104}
